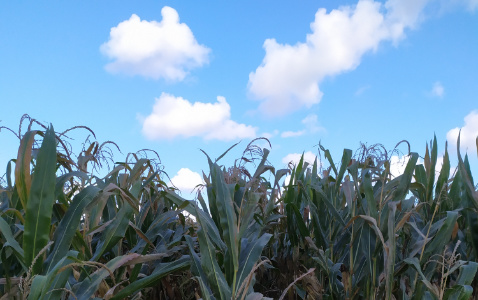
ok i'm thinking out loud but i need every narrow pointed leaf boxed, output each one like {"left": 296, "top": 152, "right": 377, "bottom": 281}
{"left": 15, "top": 130, "right": 39, "bottom": 209}
{"left": 45, "top": 185, "right": 100, "bottom": 272}
{"left": 110, "top": 256, "right": 190, "bottom": 300}
{"left": 24, "top": 125, "right": 57, "bottom": 274}
{"left": 235, "top": 233, "right": 272, "bottom": 295}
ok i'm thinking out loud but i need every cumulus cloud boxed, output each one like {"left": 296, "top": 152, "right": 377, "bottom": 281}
{"left": 281, "top": 114, "right": 324, "bottom": 138}
{"left": 447, "top": 110, "right": 478, "bottom": 154}
{"left": 282, "top": 151, "right": 318, "bottom": 166}
{"left": 101, "top": 7, "right": 210, "bottom": 81}
{"left": 248, "top": 0, "right": 429, "bottom": 116}
{"left": 170, "top": 168, "right": 203, "bottom": 195}
{"left": 430, "top": 81, "right": 444, "bottom": 98}
{"left": 141, "top": 93, "right": 257, "bottom": 141}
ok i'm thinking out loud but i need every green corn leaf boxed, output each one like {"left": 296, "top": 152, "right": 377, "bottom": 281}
{"left": 54, "top": 171, "right": 89, "bottom": 200}
{"left": 74, "top": 253, "right": 141, "bottom": 300}
{"left": 198, "top": 276, "right": 216, "bottom": 300}
{"left": 186, "top": 235, "right": 214, "bottom": 296}
{"left": 28, "top": 274, "right": 48, "bottom": 300}
{"left": 442, "top": 285, "right": 473, "bottom": 300}
{"left": 456, "top": 261, "right": 478, "bottom": 285}
{"left": 422, "top": 211, "right": 459, "bottom": 262}
{"left": 198, "top": 191, "right": 210, "bottom": 215}
{"left": 313, "top": 188, "right": 346, "bottom": 227}
{"left": 456, "top": 133, "right": 478, "bottom": 208}
{"left": 91, "top": 202, "right": 134, "bottom": 261}
{"left": 164, "top": 191, "right": 227, "bottom": 251}
{"left": 24, "top": 125, "right": 57, "bottom": 274}
{"left": 392, "top": 153, "right": 418, "bottom": 201}
{"left": 14, "top": 130, "right": 39, "bottom": 210}
{"left": 45, "top": 185, "right": 100, "bottom": 273}
{"left": 194, "top": 202, "right": 232, "bottom": 300}
{"left": 126, "top": 158, "right": 149, "bottom": 186}
{"left": 385, "top": 202, "right": 397, "bottom": 299}
{"left": 41, "top": 250, "right": 78, "bottom": 300}
{"left": 335, "top": 149, "right": 353, "bottom": 196}
{"left": 6, "top": 159, "right": 14, "bottom": 189}
{"left": 238, "top": 192, "right": 261, "bottom": 241}
{"left": 235, "top": 233, "right": 272, "bottom": 297}
{"left": 435, "top": 142, "right": 450, "bottom": 203}
{"left": 206, "top": 154, "right": 239, "bottom": 290}
{"left": 319, "top": 143, "right": 337, "bottom": 177}
{"left": 110, "top": 256, "right": 190, "bottom": 300}
{"left": 426, "top": 136, "right": 438, "bottom": 203}
{"left": 404, "top": 257, "right": 439, "bottom": 298}
{"left": 286, "top": 202, "right": 309, "bottom": 238}
{"left": 414, "top": 165, "right": 427, "bottom": 201}
{"left": 214, "top": 141, "right": 240, "bottom": 163}
{"left": 0, "top": 216, "right": 24, "bottom": 261}
{"left": 249, "top": 148, "right": 274, "bottom": 183}
{"left": 274, "top": 169, "right": 290, "bottom": 191}
{"left": 363, "top": 171, "right": 378, "bottom": 220}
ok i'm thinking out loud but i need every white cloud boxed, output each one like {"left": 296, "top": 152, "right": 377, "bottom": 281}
{"left": 280, "top": 114, "right": 324, "bottom": 138}
{"left": 302, "top": 114, "right": 324, "bottom": 133}
{"left": 141, "top": 93, "right": 257, "bottom": 141}
{"left": 354, "top": 85, "right": 371, "bottom": 96}
{"left": 447, "top": 110, "right": 478, "bottom": 155}
{"left": 248, "top": 0, "right": 429, "bottom": 116}
{"left": 430, "top": 81, "right": 444, "bottom": 97}
{"left": 170, "top": 168, "right": 203, "bottom": 195}
{"left": 101, "top": 7, "right": 210, "bottom": 81}
{"left": 281, "top": 130, "right": 306, "bottom": 138}
{"left": 282, "top": 151, "right": 318, "bottom": 166}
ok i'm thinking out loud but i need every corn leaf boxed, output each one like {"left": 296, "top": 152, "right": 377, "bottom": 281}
{"left": 194, "top": 202, "right": 231, "bottom": 300}
{"left": 110, "top": 255, "right": 190, "bottom": 300}
{"left": 14, "top": 130, "right": 39, "bottom": 209}
{"left": 235, "top": 233, "right": 272, "bottom": 297}
{"left": 45, "top": 185, "right": 100, "bottom": 273}
{"left": 24, "top": 125, "right": 57, "bottom": 274}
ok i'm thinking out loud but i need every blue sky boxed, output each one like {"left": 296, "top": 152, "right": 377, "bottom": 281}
{"left": 1, "top": 0, "right": 477, "bottom": 196}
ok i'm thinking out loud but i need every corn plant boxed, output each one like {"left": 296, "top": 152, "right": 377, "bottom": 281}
{"left": 258, "top": 136, "right": 478, "bottom": 299}
{"left": 2, "top": 116, "right": 478, "bottom": 299}
{"left": 0, "top": 120, "right": 192, "bottom": 299}
{"left": 166, "top": 142, "right": 278, "bottom": 300}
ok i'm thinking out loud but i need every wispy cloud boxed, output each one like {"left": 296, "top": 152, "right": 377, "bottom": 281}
{"left": 281, "top": 114, "right": 325, "bottom": 138}
{"left": 354, "top": 85, "right": 371, "bottom": 96}
{"left": 281, "top": 130, "right": 306, "bottom": 138}
{"left": 430, "top": 81, "right": 444, "bottom": 98}
{"left": 141, "top": 93, "right": 257, "bottom": 141}
{"left": 101, "top": 7, "right": 210, "bottom": 81}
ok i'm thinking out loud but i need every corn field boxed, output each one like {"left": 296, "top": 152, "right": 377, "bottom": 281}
{"left": 1, "top": 115, "right": 478, "bottom": 299}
